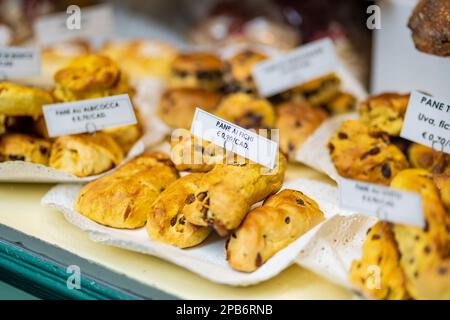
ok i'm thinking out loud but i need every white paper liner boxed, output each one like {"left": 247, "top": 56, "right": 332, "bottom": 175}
{"left": 42, "top": 177, "right": 360, "bottom": 286}
{"left": 295, "top": 112, "right": 358, "bottom": 181}
{"left": 0, "top": 139, "right": 144, "bottom": 183}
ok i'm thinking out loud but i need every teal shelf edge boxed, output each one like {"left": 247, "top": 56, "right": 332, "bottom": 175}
{"left": 0, "top": 238, "right": 140, "bottom": 300}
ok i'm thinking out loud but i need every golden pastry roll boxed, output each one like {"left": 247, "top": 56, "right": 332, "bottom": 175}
{"left": 75, "top": 152, "right": 179, "bottom": 229}
{"left": 0, "top": 133, "right": 51, "bottom": 165}
{"left": 182, "top": 153, "right": 287, "bottom": 236}
{"left": 157, "top": 88, "right": 222, "bottom": 129}
{"left": 408, "top": 143, "right": 450, "bottom": 174}
{"left": 359, "top": 93, "right": 410, "bottom": 136}
{"left": 53, "top": 54, "right": 132, "bottom": 102}
{"left": 49, "top": 132, "right": 124, "bottom": 177}
{"left": 0, "top": 82, "right": 53, "bottom": 119}
{"left": 214, "top": 93, "right": 275, "bottom": 129}
{"left": 147, "top": 173, "right": 211, "bottom": 248}
{"left": 390, "top": 169, "right": 450, "bottom": 299}
{"left": 226, "top": 189, "right": 324, "bottom": 272}
{"left": 348, "top": 221, "right": 410, "bottom": 300}
{"left": 328, "top": 120, "right": 409, "bottom": 185}
{"left": 275, "top": 100, "right": 328, "bottom": 157}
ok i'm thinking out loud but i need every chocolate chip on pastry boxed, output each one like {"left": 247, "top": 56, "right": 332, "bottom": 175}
{"left": 390, "top": 169, "right": 450, "bottom": 299}
{"left": 147, "top": 173, "right": 211, "bottom": 248}
{"left": 75, "top": 152, "right": 179, "bottom": 229}
{"left": 276, "top": 100, "right": 328, "bottom": 157}
{"left": 49, "top": 132, "right": 124, "bottom": 177}
{"left": 226, "top": 189, "right": 324, "bottom": 272}
{"left": 157, "top": 88, "right": 222, "bottom": 129}
{"left": 359, "top": 93, "right": 410, "bottom": 136}
{"left": 349, "top": 221, "right": 410, "bottom": 300}
{"left": 328, "top": 120, "right": 409, "bottom": 185}
{"left": 408, "top": 0, "right": 450, "bottom": 57}
{"left": 0, "top": 82, "right": 54, "bottom": 119}
{"left": 53, "top": 54, "right": 132, "bottom": 102}
{"left": 408, "top": 143, "right": 450, "bottom": 174}
{"left": 214, "top": 93, "right": 275, "bottom": 129}
{"left": 0, "top": 133, "right": 51, "bottom": 165}
{"left": 413, "top": 258, "right": 450, "bottom": 299}
{"left": 224, "top": 50, "right": 268, "bottom": 94}
{"left": 170, "top": 52, "right": 225, "bottom": 91}
{"left": 182, "top": 153, "right": 287, "bottom": 236}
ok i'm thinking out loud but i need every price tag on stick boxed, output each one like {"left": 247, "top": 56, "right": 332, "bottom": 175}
{"left": 400, "top": 91, "right": 450, "bottom": 154}
{"left": 252, "top": 38, "right": 338, "bottom": 97}
{"left": 43, "top": 94, "right": 137, "bottom": 137}
{"left": 190, "top": 108, "right": 278, "bottom": 169}
{"left": 338, "top": 177, "right": 424, "bottom": 228}
{"left": 0, "top": 47, "right": 40, "bottom": 78}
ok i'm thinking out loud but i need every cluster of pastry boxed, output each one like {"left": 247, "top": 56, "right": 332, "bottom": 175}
{"left": 328, "top": 93, "right": 449, "bottom": 185}
{"left": 0, "top": 54, "right": 142, "bottom": 177}
{"left": 157, "top": 49, "right": 356, "bottom": 158}
{"left": 326, "top": 93, "right": 450, "bottom": 299}
{"left": 75, "top": 150, "right": 325, "bottom": 272}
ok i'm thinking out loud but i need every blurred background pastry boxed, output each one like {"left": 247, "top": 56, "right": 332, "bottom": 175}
{"left": 0, "top": 133, "right": 51, "bottom": 165}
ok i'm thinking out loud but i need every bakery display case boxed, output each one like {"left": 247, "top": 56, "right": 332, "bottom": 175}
{"left": 0, "top": 0, "right": 449, "bottom": 301}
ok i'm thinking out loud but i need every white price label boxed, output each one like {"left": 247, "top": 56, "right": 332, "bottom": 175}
{"left": 0, "top": 47, "right": 40, "bottom": 78}
{"left": 338, "top": 177, "right": 424, "bottom": 228}
{"left": 252, "top": 38, "right": 338, "bottom": 97}
{"left": 190, "top": 108, "right": 278, "bottom": 169}
{"left": 400, "top": 91, "right": 450, "bottom": 154}
{"left": 43, "top": 94, "right": 137, "bottom": 137}
{"left": 34, "top": 4, "right": 114, "bottom": 45}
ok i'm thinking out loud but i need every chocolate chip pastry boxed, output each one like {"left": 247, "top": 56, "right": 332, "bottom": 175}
{"left": 75, "top": 152, "right": 179, "bottom": 229}
{"left": 349, "top": 221, "right": 410, "bottom": 300}
{"left": 0, "top": 133, "right": 51, "bottom": 165}
{"left": 170, "top": 52, "right": 225, "bottom": 91}
{"left": 275, "top": 101, "right": 328, "bottom": 157}
{"left": 359, "top": 93, "right": 410, "bottom": 136}
{"left": 224, "top": 49, "right": 268, "bottom": 94}
{"left": 214, "top": 93, "right": 275, "bottom": 129}
{"left": 49, "top": 132, "right": 124, "bottom": 177}
{"left": 226, "top": 189, "right": 324, "bottom": 272}
{"left": 147, "top": 173, "right": 211, "bottom": 248}
{"left": 182, "top": 153, "right": 287, "bottom": 236}
{"left": 390, "top": 169, "right": 450, "bottom": 299}
{"left": 328, "top": 120, "right": 409, "bottom": 185}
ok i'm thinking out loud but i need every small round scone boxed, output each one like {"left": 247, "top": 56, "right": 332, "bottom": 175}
{"left": 214, "top": 93, "right": 275, "bottom": 129}
{"left": 328, "top": 120, "right": 409, "bottom": 185}
{"left": 49, "top": 132, "right": 124, "bottom": 177}
{"left": 157, "top": 88, "right": 222, "bottom": 129}
{"left": 100, "top": 39, "right": 178, "bottom": 84}
{"left": 324, "top": 91, "right": 357, "bottom": 115}
{"left": 0, "top": 82, "right": 54, "bottom": 119}
{"left": 275, "top": 101, "right": 328, "bottom": 156}
{"left": 53, "top": 54, "right": 131, "bottom": 102}
{"left": 359, "top": 93, "right": 410, "bottom": 136}
{"left": 408, "top": 143, "right": 450, "bottom": 174}
{"left": 170, "top": 52, "right": 225, "bottom": 91}
{"left": 293, "top": 73, "right": 341, "bottom": 106}
{"left": 0, "top": 133, "right": 51, "bottom": 165}
{"left": 75, "top": 152, "right": 179, "bottom": 229}
{"left": 224, "top": 49, "right": 268, "bottom": 93}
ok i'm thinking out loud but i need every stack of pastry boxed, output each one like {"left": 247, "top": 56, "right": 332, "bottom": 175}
{"left": 157, "top": 48, "right": 356, "bottom": 159}
{"left": 326, "top": 92, "right": 450, "bottom": 299}
{"left": 0, "top": 54, "right": 143, "bottom": 177}
{"left": 75, "top": 143, "right": 324, "bottom": 272}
